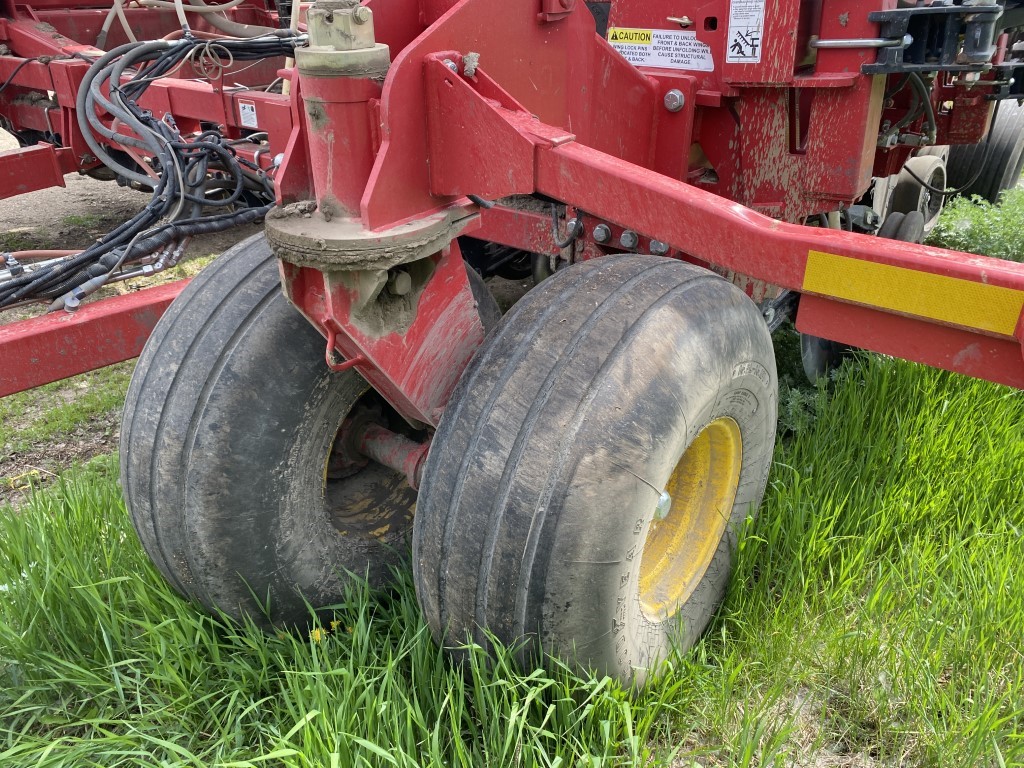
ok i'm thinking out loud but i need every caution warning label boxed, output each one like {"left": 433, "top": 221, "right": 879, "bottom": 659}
{"left": 607, "top": 27, "right": 714, "bottom": 72}
{"left": 608, "top": 27, "right": 653, "bottom": 45}
{"left": 726, "top": 0, "right": 765, "bottom": 63}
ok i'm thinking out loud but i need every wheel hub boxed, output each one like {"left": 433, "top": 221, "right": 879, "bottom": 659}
{"left": 638, "top": 417, "right": 743, "bottom": 623}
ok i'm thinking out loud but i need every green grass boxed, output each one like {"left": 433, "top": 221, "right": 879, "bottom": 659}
{"left": 926, "top": 188, "right": 1024, "bottom": 261}
{"left": 0, "top": 233, "right": 35, "bottom": 252}
{"left": 0, "top": 356, "right": 1021, "bottom": 767}
{"left": 61, "top": 214, "right": 106, "bottom": 230}
{"left": 0, "top": 363, "right": 132, "bottom": 457}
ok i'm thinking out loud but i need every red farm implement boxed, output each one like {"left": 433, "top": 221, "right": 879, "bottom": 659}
{"left": 2, "top": 0, "right": 1023, "bottom": 683}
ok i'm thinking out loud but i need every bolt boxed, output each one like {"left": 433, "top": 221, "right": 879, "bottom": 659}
{"left": 664, "top": 89, "right": 686, "bottom": 112}
{"left": 352, "top": 5, "right": 371, "bottom": 23}
{"left": 592, "top": 223, "right": 612, "bottom": 243}
{"left": 762, "top": 307, "right": 776, "bottom": 325}
{"left": 655, "top": 490, "right": 672, "bottom": 520}
{"left": 650, "top": 239, "right": 670, "bottom": 255}
{"left": 620, "top": 230, "right": 639, "bottom": 249}
{"left": 565, "top": 217, "right": 579, "bottom": 235}
{"left": 443, "top": 59, "right": 459, "bottom": 73}
{"left": 387, "top": 270, "right": 412, "bottom": 296}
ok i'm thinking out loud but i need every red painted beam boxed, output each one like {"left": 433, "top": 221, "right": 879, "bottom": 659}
{"left": 475, "top": 205, "right": 558, "bottom": 256}
{"left": 797, "top": 295, "right": 1024, "bottom": 390}
{"left": 0, "top": 143, "right": 68, "bottom": 200}
{"left": 0, "top": 280, "right": 187, "bottom": 397}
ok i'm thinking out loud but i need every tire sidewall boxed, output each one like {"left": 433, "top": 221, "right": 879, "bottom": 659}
{"left": 536, "top": 288, "right": 776, "bottom": 683}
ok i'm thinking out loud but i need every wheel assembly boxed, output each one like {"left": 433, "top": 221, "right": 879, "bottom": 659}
{"left": 891, "top": 155, "right": 946, "bottom": 234}
{"left": 946, "top": 100, "right": 1024, "bottom": 203}
{"left": 121, "top": 234, "right": 425, "bottom": 627}
{"left": 413, "top": 256, "right": 778, "bottom": 685}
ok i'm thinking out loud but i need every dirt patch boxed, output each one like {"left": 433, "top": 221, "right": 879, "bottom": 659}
{"left": 2, "top": 408, "right": 122, "bottom": 508}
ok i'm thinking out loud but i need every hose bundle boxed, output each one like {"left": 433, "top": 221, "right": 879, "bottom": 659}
{"left": 0, "top": 31, "right": 303, "bottom": 312}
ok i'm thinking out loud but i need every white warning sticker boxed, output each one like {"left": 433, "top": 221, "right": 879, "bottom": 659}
{"left": 726, "top": 0, "right": 765, "bottom": 63}
{"left": 238, "top": 100, "right": 258, "bottom": 129}
{"left": 607, "top": 27, "right": 714, "bottom": 72}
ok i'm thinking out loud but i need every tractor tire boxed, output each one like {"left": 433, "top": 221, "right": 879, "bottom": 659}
{"left": 891, "top": 155, "right": 946, "bottom": 233}
{"left": 413, "top": 256, "right": 778, "bottom": 686}
{"left": 876, "top": 210, "right": 906, "bottom": 240}
{"left": 800, "top": 333, "right": 851, "bottom": 385}
{"left": 120, "top": 234, "right": 426, "bottom": 628}
{"left": 945, "top": 100, "right": 1024, "bottom": 203}
{"left": 893, "top": 209, "right": 925, "bottom": 244}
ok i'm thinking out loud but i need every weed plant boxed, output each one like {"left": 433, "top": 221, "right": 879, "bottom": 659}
{"left": 0, "top": 355, "right": 1021, "bottom": 766}
{"left": 927, "top": 188, "right": 1024, "bottom": 261}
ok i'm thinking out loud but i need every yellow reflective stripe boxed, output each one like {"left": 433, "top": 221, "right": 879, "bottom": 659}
{"left": 802, "top": 250, "right": 1024, "bottom": 336}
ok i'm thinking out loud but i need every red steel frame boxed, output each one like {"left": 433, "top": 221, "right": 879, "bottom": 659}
{"left": 1, "top": 0, "right": 1023, "bottom": 409}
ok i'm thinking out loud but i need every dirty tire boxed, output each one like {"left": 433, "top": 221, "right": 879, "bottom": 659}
{"left": 800, "top": 333, "right": 852, "bottom": 385}
{"left": 120, "top": 233, "right": 418, "bottom": 628}
{"left": 876, "top": 210, "right": 906, "bottom": 240}
{"left": 413, "top": 255, "right": 778, "bottom": 686}
{"left": 893, "top": 210, "right": 925, "bottom": 244}
{"left": 946, "top": 100, "right": 1024, "bottom": 203}
{"left": 891, "top": 155, "right": 945, "bottom": 233}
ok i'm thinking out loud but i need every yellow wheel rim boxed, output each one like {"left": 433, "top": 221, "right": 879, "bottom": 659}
{"left": 638, "top": 417, "right": 742, "bottom": 623}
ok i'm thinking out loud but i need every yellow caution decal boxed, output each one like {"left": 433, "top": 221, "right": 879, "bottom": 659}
{"left": 607, "top": 27, "right": 653, "bottom": 45}
{"left": 803, "top": 250, "right": 1024, "bottom": 336}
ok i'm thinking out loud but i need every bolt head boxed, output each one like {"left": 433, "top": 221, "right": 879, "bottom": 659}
{"left": 664, "top": 89, "right": 686, "bottom": 113}
{"left": 388, "top": 270, "right": 413, "bottom": 296}
{"left": 620, "top": 230, "right": 639, "bottom": 249}
{"left": 650, "top": 239, "right": 670, "bottom": 255}
{"left": 352, "top": 5, "right": 371, "bottom": 23}
{"left": 443, "top": 59, "right": 459, "bottom": 72}
{"left": 592, "top": 223, "right": 612, "bottom": 243}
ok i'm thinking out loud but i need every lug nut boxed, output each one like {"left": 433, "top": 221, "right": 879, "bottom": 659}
{"left": 664, "top": 89, "right": 686, "bottom": 113}
{"left": 620, "top": 230, "right": 639, "bottom": 249}
{"left": 650, "top": 239, "right": 670, "bottom": 255}
{"left": 592, "top": 223, "right": 612, "bottom": 243}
